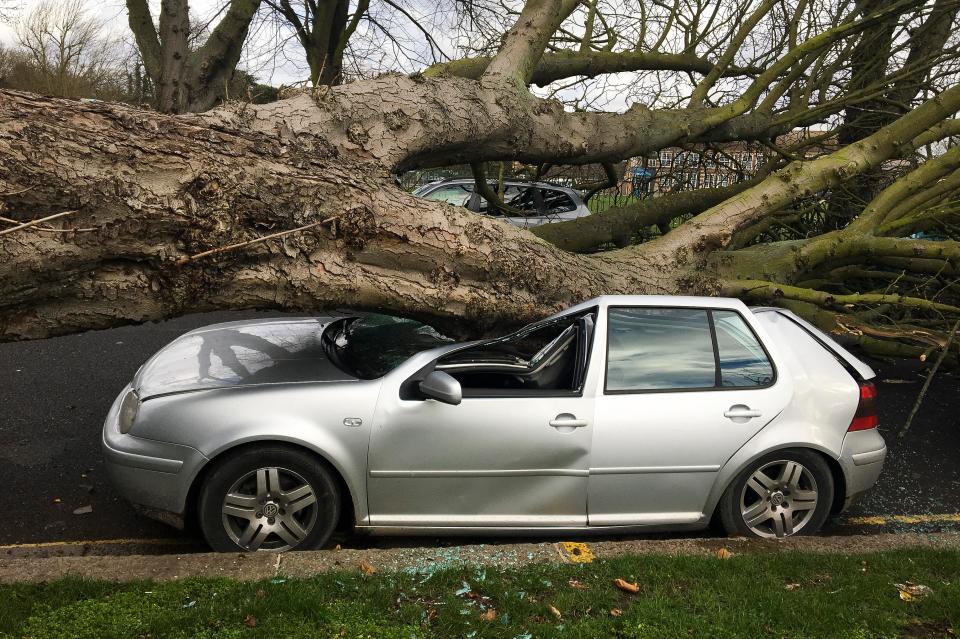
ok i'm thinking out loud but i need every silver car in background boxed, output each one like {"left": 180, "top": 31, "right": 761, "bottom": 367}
{"left": 103, "top": 296, "right": 886, "bottom": 552}
{"left": 412, "top": 178, "right": 592, "bottom": 228}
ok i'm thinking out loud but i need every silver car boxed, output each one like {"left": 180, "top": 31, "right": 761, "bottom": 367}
{"left": 412, "top": 179, "right": 592, "bottom": 228}
{"left": 103, "top": 296, "right": 886, "bottom": 552}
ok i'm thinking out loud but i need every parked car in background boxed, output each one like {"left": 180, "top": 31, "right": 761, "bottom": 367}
{"left": 103, "top": 296, "right": 885, "bottom": 552}
{"left": 413, "top": 178, "right": 592, "bottom": 228}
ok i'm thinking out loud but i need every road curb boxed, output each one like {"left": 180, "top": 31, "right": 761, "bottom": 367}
{"left": 1, "top": 532, "right": 958, "bottom": 584}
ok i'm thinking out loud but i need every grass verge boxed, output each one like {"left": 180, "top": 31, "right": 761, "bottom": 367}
{"left": 1, "top": 548, "right": 957, "bottom": 638}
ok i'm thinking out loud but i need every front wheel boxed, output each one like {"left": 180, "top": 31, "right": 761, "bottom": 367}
{"left": 718, "top": 449, "right": 834, "bottom": 539}
{"left": 198, "top": 445, "right": 340, "bottom": 552}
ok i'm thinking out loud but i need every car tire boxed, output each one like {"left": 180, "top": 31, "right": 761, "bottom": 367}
{"left": 198, "top": 445, "right": 340, "bottom": 552}
{"left": 718, "top": 448, "right": 834, "bottom": 539}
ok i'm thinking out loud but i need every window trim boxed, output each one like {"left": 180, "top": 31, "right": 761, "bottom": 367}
{"left": 603, "top": 305, "right": 778, "bottom": 395}
{"left": 401, "top": 307, "right": 600, "bottom": 401}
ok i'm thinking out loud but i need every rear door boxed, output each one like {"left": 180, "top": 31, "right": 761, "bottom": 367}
{"left": 588, "top": 305, "right": 792, "bottom": 526}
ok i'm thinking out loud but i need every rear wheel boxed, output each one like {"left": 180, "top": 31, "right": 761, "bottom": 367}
{"left": 719, "top": 449, "right": 833, "bottom": 538}
{"left": 198, "top": 445, "right": 340, "bottom": 552}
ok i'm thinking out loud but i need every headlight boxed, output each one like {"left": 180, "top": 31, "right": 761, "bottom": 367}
{"left": 118, "top": 389, "right": 140, "bottom": 434}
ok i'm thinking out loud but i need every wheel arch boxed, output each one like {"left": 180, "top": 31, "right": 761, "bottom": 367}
{"left": 184, "top": 438, "right": 359, "bottom": 533}
{"left": 706, "top": 443, "right": 846, "bottom": 522}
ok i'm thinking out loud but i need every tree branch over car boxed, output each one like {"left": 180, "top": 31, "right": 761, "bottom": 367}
{"left": 0, "top": 0, "right": 958, "bottom": 362}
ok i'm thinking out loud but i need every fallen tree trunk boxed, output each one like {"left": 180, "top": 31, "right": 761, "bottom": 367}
{"left": 1, "top": 77, "right": 959, "bottom": 347}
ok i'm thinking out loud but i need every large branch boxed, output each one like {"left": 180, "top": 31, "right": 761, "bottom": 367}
{"left": 125, "top": 0, "right": 162, "bottom": 82}
{"left": 0, "top": 90, "right": 674, "bottom": 342}
{"left": 481, "top": 0, "right": 580, "bottom": 85}
{"left": 424, "top": 50, "right": 759, "bottom": 87}
{"left": 644, "top": 82, "right": 960, "bottom": 261}
{"left": 531, "top": 177, "right": 764, "bottom": 252}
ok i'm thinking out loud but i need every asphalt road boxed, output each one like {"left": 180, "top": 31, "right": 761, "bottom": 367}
{"left": 0, "top": 312, "right": 958, "bottom": 552}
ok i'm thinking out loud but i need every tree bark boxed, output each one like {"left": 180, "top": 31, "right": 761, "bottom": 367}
{"left": 1, "top": 76, "right": 958, "bottom": 344}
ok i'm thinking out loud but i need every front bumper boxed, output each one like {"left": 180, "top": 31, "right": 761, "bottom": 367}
{"left": 838, "top": 428, "right": 887, "bottom": 511}
{"left": 102, "top": 385, "right": 208, "bottom": 523}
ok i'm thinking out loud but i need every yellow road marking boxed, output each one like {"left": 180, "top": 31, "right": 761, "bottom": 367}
{"left": 843, "top": 513, "right": 960, "bottom": 526}
{"left": 0, "top": 537, "right": 193, "bottom": 551}
{"left": 560, "top": 541, "right": 594, "bottom": 563}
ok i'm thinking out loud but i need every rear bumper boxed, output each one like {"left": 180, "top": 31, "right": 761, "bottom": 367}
{"left": 102, "top": 385, "right": 208, "bottom": 520}
{"left": 838, "top": 429, "right": 887, "bottom": 511}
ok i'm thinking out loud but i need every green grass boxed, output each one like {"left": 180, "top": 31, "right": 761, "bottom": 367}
{"left": 586, "top": 193, "right": 643, "bottom": 213}
{"left": 2, "top": 549, "right": 958, "bottom": 638}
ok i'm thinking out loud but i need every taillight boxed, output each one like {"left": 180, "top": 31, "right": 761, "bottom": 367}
{"left": 848, "top": 381, "right": 878, "bottom": 431}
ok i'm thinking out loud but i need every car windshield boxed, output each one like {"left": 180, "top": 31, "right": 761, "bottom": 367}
{"left": 323, "top": 314, "right": 452, "bottom": 379}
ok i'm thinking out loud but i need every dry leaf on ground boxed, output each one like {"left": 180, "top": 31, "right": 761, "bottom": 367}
{"left": 243, "top": 615, "right": 257, "bottom": 628}
{"left": 613, "top": 578, "right": 640, "bottom": 594}
{"left": 895, "top": 582, "right": 932, "bottom": 601}
{"left": 715, "top": 548, "right": 733, "bottom": 560}
{"left": 482, "top": 608, "right": 497, "bottom": 622}
{"left": 548, "top": 605, "right": 562, "bottom": 620}
{"left": 359, "top": 560, "right": 377, "bottom": 575}
{"left": 568, "top": 579, "right": 588, "bottom": 589}
{"left": 610, "top": 608, "right": 623, "bottom": 617}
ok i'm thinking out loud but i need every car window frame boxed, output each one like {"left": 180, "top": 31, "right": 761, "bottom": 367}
{"left": 400, "top": 307, "right": 599, "bottom": 400}
{"left": 603, "top": 305, "right": 778, "bottom": 395}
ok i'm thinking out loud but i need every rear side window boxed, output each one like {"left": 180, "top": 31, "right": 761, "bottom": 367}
{"left": 540, "top": 189, "right": 577, "bottom": 213}
{"left": 605, "top": 307, "right": 774, "bottom": 393}
{"left": 713, "top": 311, "right": 775, "bottom": 387}
{"left": 606, "top": 308, "right": 715, "bottom": 391}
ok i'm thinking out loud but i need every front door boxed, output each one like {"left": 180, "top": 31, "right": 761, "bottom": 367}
{"left": 367, "top": 310, "right": 597, "bottom": 527}
{"left": 588, "top": 306, "right": 791, "bottom": 526}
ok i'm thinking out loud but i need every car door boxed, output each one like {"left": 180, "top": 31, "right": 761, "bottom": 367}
{"left": 588, "top": 305, "right": 791, "bottom": 526}
{"left": 366, "top": 312, "right": 597, "bottom": 528}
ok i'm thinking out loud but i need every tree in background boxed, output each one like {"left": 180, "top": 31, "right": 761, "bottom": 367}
{"left": 256, "top": 0, "right": 450, "bottom": 87}
{"left": 125, "top": 0, "right": 261, "bottom": 112}
{"left": 10, "top": 0, "right": 118, "bottom": 98}
{"left": 1, "top": 0, "right": 959, "bottom": 364}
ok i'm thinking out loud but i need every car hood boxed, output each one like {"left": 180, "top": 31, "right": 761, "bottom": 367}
{"left": 133, "top": 317, "right": 354, "bottom": 399}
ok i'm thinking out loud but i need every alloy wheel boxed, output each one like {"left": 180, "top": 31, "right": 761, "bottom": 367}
{"left": 739, "top": 459, "right": 818, "bottom": 538}
{"left": 221, "top": 466, "right": 319, "bottom": 551}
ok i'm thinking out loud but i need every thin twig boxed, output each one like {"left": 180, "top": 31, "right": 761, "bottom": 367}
{"left": 176, "top": 216, "right": 340, "bottom": 266}
{"left": 0, "top": 215, "right": 96, "bottom": 233}
{"left": 0, "top": 210, "right": 78, "bottom": 237}
{"left": 899, "top": 318, "right": 960, "bottom": 439}
{"left": 0, "top": 186, "right": 32, "bottom": 197}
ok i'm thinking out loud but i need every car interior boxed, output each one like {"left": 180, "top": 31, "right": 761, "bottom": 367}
{"left": 434, "top": 309, "right": 596, "bottom": 396}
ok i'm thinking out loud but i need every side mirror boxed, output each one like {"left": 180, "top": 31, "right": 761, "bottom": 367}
{"left": 418, "top": 370, "right": 462, "bottom": 405}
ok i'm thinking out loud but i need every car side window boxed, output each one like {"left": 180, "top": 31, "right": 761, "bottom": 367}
{"left": 435, "top": 309, "right": 596, "bottom": 395}
{"left": 476, "top": 186, "right": 525, "bottom": 213}
{"left": 423, "top": 184, "right": 473, "bottom": 207}
{"left": 605, "top": 307, "right": 774, "bottom": 393}
{"left": 713, "top": 311, "right": 775, "bottom": 387}
{"left": 606, "top": 308, "right": 715, "bottom": 391}
{"left": 539, "top": 188, "right": 577, "bottom": 214}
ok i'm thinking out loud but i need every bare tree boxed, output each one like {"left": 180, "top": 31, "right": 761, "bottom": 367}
{"left": 257, "top": 0, "right": 450, "bottom": 86}
{"left": 1, "top": 0, "right": 959, "bottom": 362}
{"left": 14, "top": 0, "right": 118, "bottom": 98}
{"left": 126, "top": 0, "right": 261, "bottom": 112}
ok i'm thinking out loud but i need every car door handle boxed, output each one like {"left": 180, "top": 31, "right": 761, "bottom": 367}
{"left": 549, "top": 415, "right": 588, "bottom": 428}
{"left": 724, "top": 406, "right": 762, "bottom": 419}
